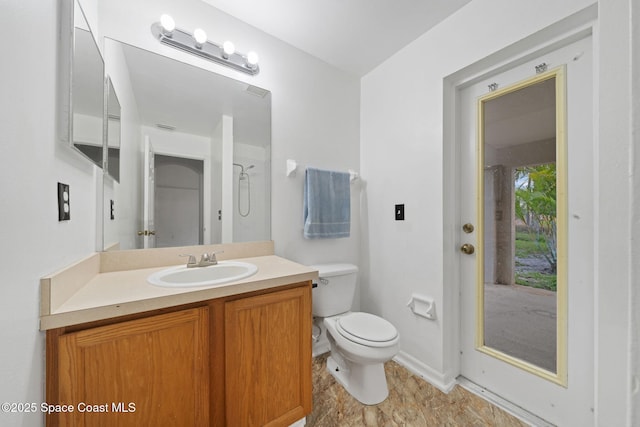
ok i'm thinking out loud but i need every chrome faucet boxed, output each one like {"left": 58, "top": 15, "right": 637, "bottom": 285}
{"left": 180, "top": 250, "right": 224, "bottom": 268}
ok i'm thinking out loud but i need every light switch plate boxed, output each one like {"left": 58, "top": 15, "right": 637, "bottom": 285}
{"left": 395, "top": 204, "right": 405, "bottom": 221}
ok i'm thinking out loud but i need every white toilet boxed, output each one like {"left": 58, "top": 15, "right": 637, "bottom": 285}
{"left": 311, "top": 263, "right": 399, "bottom": 405}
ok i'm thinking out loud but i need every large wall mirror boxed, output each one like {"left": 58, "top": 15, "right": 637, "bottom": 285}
{"left": 103, "top": 39, "right": 271, "bottom": 251}
{"left": 59, "top": 0, "right": 105, "bottom": 168}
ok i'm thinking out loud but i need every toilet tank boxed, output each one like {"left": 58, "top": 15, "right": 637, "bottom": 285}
{"left": 310, "top": 263, "right": 358, "bottom": 317}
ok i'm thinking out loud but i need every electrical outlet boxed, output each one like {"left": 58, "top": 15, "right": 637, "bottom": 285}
{"left": 110, "top": 200, "right": 115, "bottom": 220}
{"left": 395, "top": 204, "right": 404, "bottom": 221}
{"left": 58, "top": 183, "right": 70, "bottom": 221}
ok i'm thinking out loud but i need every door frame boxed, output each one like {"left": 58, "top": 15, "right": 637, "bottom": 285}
{"left": 153, "top": 153, "right": 205, "bottom": 247}
{"left": 142, "top": 135, "right": 155, "bottom": 249}
{"left": 441, "top": 14, "right": 596, "bottom": 412}
{"left": 149, "top": 145, "right": 212, "bottom": 245}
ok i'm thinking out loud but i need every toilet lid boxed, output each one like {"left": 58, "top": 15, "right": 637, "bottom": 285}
{"left": 336, "top": 312, "right": 398, "bottom": 346}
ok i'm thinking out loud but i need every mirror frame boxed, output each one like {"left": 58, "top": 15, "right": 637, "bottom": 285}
{"left": 57, "top": 0, "right": 106, "bottom": 168}
{"left": 475, "top": 66, "right": 568, "bottom": 386}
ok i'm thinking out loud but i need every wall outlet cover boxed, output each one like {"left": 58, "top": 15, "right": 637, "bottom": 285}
{"left": 395, "top": 204, "right": 405, "bottom": 221}
{"left": 57, "top": 182, "right": 70, "bottom": 221}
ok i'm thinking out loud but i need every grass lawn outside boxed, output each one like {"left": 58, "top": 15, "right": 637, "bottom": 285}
{"left": 515, "top": 232, "right": 557, "bottom": 291}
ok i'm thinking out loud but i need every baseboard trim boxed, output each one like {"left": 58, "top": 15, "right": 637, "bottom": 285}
{"left": 393, "top": 351, "right": 457, "bottom": 393}
{"left": 288, "top": 418, "right": 306, "bottom": 427}
{"left": 312, "top": 342, "right": 330, "bottom": 358}
{"left": 457, "top": 377, "right": 555, "bottom": 427}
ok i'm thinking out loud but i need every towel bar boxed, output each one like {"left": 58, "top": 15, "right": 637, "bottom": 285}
{"left": 286, "top": 159, "right": 359, "bottom": 182}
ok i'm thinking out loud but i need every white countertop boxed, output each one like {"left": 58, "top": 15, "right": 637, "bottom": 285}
{"left": 40, "top": 254, "right": 318, "bottom": 330}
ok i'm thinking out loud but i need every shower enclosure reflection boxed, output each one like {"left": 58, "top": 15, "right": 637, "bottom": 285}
{"left": 103, "top": 39, "right": 271, "bottom": 250}
{"left": 233, "top": 163, "right": 254, "bottom": 218}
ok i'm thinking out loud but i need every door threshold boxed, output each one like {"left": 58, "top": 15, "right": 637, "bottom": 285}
{"left": 456, "top": 377, "right": 555, "bottom": 427}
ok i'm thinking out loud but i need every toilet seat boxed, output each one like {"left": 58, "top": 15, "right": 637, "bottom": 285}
{"left": 336, "top": 312, "right": 398, "bottom": 348}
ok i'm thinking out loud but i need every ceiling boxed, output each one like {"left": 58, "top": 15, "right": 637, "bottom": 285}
{"left": 201, "top": 0, "right": 473, "bottom": 76}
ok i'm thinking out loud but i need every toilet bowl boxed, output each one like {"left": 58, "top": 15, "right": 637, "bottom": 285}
{"left": 311, "top": 264, "right": 399, "bottom": 405}
{"left": 324, "top": 312, "right": 399, "bottom": 404}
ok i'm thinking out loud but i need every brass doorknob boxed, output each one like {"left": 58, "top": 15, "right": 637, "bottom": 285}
{"left": 460, "top": 243, "right": 475, "bottom": 255}
{"left": 462, "top": 223, "right": 474, "bottom": 233}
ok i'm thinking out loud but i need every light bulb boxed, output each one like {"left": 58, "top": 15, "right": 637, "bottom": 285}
{"left": 222, "top": 41, "right": 235, "bottom": 59}
{"left": 246, "top": 51, "right": 259, "bottom": 69}
{"left": 159, "top": 14, "right": 175, "bottom": 35}
{"left": 193, "top": 28, "right": 207, "bottom": 48}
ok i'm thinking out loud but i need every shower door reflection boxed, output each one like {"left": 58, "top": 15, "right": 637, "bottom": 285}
{"left": 479, "top": 70, "right": 566, "bottom": 378}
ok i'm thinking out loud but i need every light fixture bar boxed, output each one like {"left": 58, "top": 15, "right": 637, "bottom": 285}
{"left": 151, "top": 22, "right": 259, "bottom": 75}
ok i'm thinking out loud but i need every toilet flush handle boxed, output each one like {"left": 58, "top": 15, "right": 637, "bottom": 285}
{"left": 312, "top": 277, "right": 329, "bottom": 288}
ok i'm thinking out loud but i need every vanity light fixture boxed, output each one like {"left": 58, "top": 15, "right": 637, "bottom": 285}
{"left": 222, "top": 41, "right": 235, "bottom": 59}
{"left": 159, "top": 14, "right": 175, "bottom": 36}
{"left": 193, "top": 28, "right": 207, "bottom": 48}
{"left": 151, "top": 15, "right": 260, "bottom": 75}
{"left": 246, "top": 51, "right": 259, "bottom": 70}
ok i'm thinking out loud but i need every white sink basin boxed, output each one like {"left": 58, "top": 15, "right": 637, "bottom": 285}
{"left": 148, "top": 261, "right": 258, "bottom": 288}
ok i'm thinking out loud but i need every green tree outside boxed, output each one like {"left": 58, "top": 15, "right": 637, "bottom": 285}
{"left": 514, "top": 164, "right": 557, "bottom": 290}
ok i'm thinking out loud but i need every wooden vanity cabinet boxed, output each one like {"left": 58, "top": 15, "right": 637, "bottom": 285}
{"left": 46, "top": 282, "right": 312, "bottom": 427}
{"left": 51, "top": 307, "right": 210, "bottom": 426}
{"left": 224, "top": 285, "right": 312, "bottom": 426}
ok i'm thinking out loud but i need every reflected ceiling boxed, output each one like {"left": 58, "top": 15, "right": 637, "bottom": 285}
{"left": 120, "top": 41, "right": 270, "bottom": 144}
{"left": 484, "top": 78, "right": 556, "bottom": 149}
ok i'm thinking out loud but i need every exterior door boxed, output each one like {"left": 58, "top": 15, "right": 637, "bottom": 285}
{"left": 458, "top": 35, "right": 594, "bottom": 425}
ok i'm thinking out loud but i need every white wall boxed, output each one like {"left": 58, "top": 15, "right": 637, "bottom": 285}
{"left": 0, "top": 1, "right": 100, "bottom": 425}
{"left": 631, "top": 0, "right": 640, "bottom": 423}
{"left": 210, "top": 120, "right": 223, "bottom": 243}
{"left": 595, "top": 0, "right": 636, "bottom": 424}
{"left": 361, "top": 0, "right": 636, "bottom": 425}
{"left": 221, "top": 115, "right": 234, "bottom": 243}
{"left": 103, "top": 38, "right": 143, "bottom": 250}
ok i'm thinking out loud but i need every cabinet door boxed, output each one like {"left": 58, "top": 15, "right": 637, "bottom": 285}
{"left": 57, "top": 307, "right": 209, "bottom": 426}
{"left": 225, "top": 285, "right": 312, "bottom": 427}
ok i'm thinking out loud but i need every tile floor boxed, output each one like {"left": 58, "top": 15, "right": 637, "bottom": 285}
{"left": 307, "top": 353, "right": 528, "bottom": 426}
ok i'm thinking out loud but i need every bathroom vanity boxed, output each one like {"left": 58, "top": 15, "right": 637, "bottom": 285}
{"left": 40, "top": 242, "right": 316, "bottom": 427}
